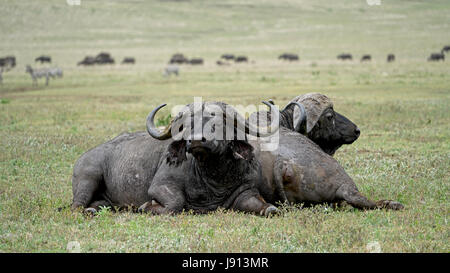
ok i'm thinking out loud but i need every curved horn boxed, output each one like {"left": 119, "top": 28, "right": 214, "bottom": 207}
{"left": 240, "top": 101, "right": 279, "bottom": 137}
{"left": 283, "top": 101, "right": 307, "bottom": 135}
{"left": 146, "top": 103, "right": 173, "bottom": 140}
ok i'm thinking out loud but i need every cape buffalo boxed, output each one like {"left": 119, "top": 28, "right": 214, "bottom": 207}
{"left": 221, "top": 54, "right": 235, "bottom": 60}
{"left": 121, "top": 57, "right": 135, "bottom": 64}
{"left": 361, "top": 55, "right": 371, "bottom": 62}
{"left": 94, "top": 52, "right": 114, "bottom": 64}
{"left": 71, "top": 101, "right": 280, "bottom": 216}
{"left": 35, "top": 55, "right": 51, "bottom": 64}
{"left": 77, "top": 56, "right": 96, "bottom": 66}
{"left": 387, "top": 54, "right": 395, "bottom": 62}
{"left": 428, "top": 53, "right": 445, "bottom": 62}
{"left": 250, "top": 93, "right": 360, "bottom": 156}
{"left": 189, "top": 58, "right": 204, "bottom": 65}
{"left": 278, "top": 53, "right": 299, "bottom": 61}
{"left": 252, "top": 127, "right": 404, "bottom": 210}
{"left": 235, "top": 56, "right": 248, "bottom": 63}
{"left": 337, "top": 53, "right": 352, "bottom": 61}
{"left": 170, "top": 53, "right": 189, "bottom": 64}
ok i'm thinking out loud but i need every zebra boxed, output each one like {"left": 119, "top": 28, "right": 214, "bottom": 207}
{"left": 163, "top": 65, "right": 179, "bottom": 77}
{"left": 48, "top": 67, "right": 63, "bottom": 78}
{"left": 26, "top": 65, "right": 51, "bottom": 86}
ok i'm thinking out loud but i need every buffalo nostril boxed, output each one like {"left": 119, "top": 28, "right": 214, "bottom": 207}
{"left": 202, "top": 137, "right": 206, "bottom": 142}
{"left": 355, "top": 128, "right": 360, "bottom": 136}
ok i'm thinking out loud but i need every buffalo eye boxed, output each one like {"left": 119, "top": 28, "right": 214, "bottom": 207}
{"left": 325, "top": 113, "right": 333, "bottom": 121}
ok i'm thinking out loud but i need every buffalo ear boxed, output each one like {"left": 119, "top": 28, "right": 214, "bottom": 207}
{"left": 167, "top": 140, "right": 187, "bottom": 165}
{"left": 230, "top": 140, "right": 254, "bottom": 161}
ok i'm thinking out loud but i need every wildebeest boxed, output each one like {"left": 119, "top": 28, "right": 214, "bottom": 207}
{"left": 427, "top": 53, "right": 445, "bottom": 61}
{"left": 121, "top": 57, "right": 135, "bottom": 64}
{"left": 235, "top": 56, "right": 248, "bottom": 63}
{"left": 278, "top": 53, "right": 299, "bottom": 61}
{"left": 163, "top": 65, "right": 179, "bottom": 77}
{"left": 35, "top": 55, "right": 51, "bottom": 64}
{"left": 189, "top": 58, "right": 204, "bottom": 65}
{"left": 361, "top": 55, "right": 371, "bottom": 62}
{"left": 0, "top": 56, "right": 16, "bottom": 70}
{"left": 250, "top": 93, "right": 360, "bottom": 156}
{"left": 71, "top": 101, "right": 281, "bottom": 216}
{"left": 387, "top": 54, "right": 395, "bottom": 62}
{"left": 94, "top": 52, "right": 114, "bottom": 64}
{"left": 252, "top": 127, "right": 404, "bottom": 210}
{"left": 169, "top": 53, "right": 189, "bottom": 64}
{"left": 221, "top": 54, "right": 235, "bottom": 60}
{"left": 441, "top": 45, "right": 450, "bottom": 54}
{"left": 77, "top": 56, "right": 96, "bottom": 66}
{"left": 337, "top": 53, "right": 353, "bottom": 61}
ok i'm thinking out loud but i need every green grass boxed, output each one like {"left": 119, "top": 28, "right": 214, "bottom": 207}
{"left": 0, "top": 0, "right": 449, "bottom": 252}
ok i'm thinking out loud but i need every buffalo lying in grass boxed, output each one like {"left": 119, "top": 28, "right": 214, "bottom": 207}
{"left": 337, "top": 53, "right": 353, "bottom": 61}
{"left": 361, "top": 55, "right": 371, "bottom": 62}
{"left": 428, "top": 53, "right": 445, "bottom": 62}
{"left": 72, "top": 101, "right": 280, "bottom": 216}
{"left": 252, "top": 127, "right": 404, "bottom": 210}
{"left": 387, "top": 54, "right": 395, "bottom": 62}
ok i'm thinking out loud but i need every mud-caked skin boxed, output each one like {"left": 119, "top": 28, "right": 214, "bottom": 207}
{"left": 252, "top": 127, "right": 404, "bottom": 210}
{"left": 72, "top": 101, "right": 280, "bottom": 217}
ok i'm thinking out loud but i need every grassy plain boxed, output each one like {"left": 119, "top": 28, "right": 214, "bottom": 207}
{"left": 0, "top": 0, "right": 449, "bottom": 252}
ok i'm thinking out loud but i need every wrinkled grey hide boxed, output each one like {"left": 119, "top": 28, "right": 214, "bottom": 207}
{"left": 72, "top": 101, "right": 280, "bottom": 216}
{"left": 252, "top": 127, "right": 404, "bottom": 210}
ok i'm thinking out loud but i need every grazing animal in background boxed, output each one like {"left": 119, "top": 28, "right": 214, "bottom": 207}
{"left": 189, "top": 58, "right": 204, "bottom": 65}
{"left": 121, "top": 57, "right": 135, "bottom": 64}
{"left": 35, "top": 55, "right": 51, "bottom": 64}
{"left": 169, "top": 53, "right": 189, "bottom": 64}
{"left": 235, "top": 56, "right": 248, "bottom": 63}
{"left": 94, "top": 52, "right": 114, "bottom": 64}
{"left": 278, "top": 53, "right": 299, "bottom": 61}
{"left": 216, "top": 60, "right": 230, "bottom": 66}
{"left": 387, "top": 54, "right": 395, "bottom": 62}
{"left": 0, "top": 67, "right": 3, "bottom": 84}
{"left": 337, "top": 53, "right": 353, "bottom": 61}
{"left": 26, "top": 65, "right": 50, "bottom": 86}
{"left": 0, "top": 56, "right": 16, "bottom": 71}
{"left": 427, "top": 53, "right": 445, "bottom": 61}
{"left": 252, "top": 127, "right": 404, "bottom": 210}
{"left": 441, "top": 45, "right": 450, "bottom": 54}
{"left": 71, "top": 101, "right": 280, "bottom": 217}
{"left": 163, "top": 65, "right": 179, "bottom": 77}
{"left": 48, "top": 67, "right": 63, "bottom": 78}
{"left": 221, "top": 54, "right": 235, "bottom": 60}
{"left": 361, "top": 55, "right": 371, "bottom": 62}
{"left": 77, "top": 56, "right": 96, "bottom": 66}
{"left": 250, "top": 93, "right": 360, "bottom": 156}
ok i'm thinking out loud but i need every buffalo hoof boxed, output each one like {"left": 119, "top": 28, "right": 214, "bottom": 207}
{"left": 84, "top": 207, "right": 97, "bottom": 216}
{"left": 138, "top": 202, "right": 151, "bottom": 213}
{"left": 264, "top": 205, "right": 280, "bottom": 217}
{"left": 376, "top": 200, "right": 404, "bottom": 210}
